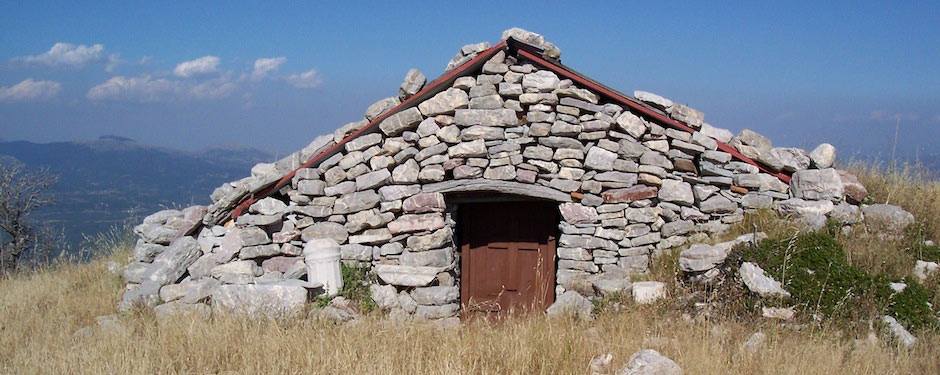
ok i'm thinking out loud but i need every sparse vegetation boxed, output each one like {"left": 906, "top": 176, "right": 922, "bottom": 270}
{"left": 2, "top": 162, "right": 940, "bottom": 373}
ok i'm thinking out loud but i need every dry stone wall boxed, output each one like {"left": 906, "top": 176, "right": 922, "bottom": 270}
{"left": 122, "top": 29, "right": 868, "bottom": 320}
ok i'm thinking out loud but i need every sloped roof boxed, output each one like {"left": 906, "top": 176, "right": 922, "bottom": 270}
{"left": 225, "top": 36, "right": 791, "bottom": 222}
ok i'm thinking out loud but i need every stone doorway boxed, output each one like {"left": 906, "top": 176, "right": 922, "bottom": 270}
{"left": 458, "top": 199, "right": 558, "bottom": 318}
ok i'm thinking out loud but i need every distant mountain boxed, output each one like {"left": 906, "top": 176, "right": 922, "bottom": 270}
{"left": 0, "top": 136, "right": 273, "bottom": 252}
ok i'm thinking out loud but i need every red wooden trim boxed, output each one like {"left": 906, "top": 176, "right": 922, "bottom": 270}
{"left": 230, "top": 41, "right": 509, "bottom": 219}
{"left": 514, "top": 48, "right": 791, "bottom": 184}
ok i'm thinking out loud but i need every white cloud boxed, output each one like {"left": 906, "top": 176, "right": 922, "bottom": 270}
{"left": 189, "top": 77, "right": 238, "bottom": 99}
{"left": 87, "top": 74, "right": 238, "bottom": 102}
{"left": 87, "top": 75, "right": 179, "bottom": 102}
{"left": 251, "top": 57, "right": 286, "bottom": 81}
{"left": 0, "top": 79, "right": 62, "bottom": 102}
{"left": 285, "top": 68, "right": 322, "bottom": 89}
{"left": 15, "top": 42, "right": 105, "bottom": 67}
{"left": 105, "top": 54, "right": 123, "bottom": 73}
{"left": 173, "top": 56, "right": 220, "bottom": 78}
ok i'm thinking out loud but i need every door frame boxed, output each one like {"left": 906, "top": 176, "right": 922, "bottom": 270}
{"left": 455, "top": 195, "right": 558, "bottom": 318}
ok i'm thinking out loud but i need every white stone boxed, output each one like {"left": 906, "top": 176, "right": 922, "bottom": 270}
{"left": 618, "top": 349, "right": 682, "bottom": 375}
{"left": 632, "top": 281, "right": 666, "bottom": 304}
{"left": 739, "top": 262, "right": 790, "bottom": 298}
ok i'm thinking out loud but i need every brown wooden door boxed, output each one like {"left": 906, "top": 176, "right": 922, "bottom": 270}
{"left": 459, "top": 201, "right": 557, "bottom": 318}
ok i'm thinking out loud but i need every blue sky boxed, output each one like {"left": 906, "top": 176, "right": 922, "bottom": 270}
{"left": 1, "top": 1, "right": 938, "bottom": 161}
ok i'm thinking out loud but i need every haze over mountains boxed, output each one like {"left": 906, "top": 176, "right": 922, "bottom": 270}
{"left": 0, "top": 136, "right": 273, "bottom": 252}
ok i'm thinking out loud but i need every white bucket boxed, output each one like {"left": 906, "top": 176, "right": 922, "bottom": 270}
{"left": 303, "top": 238, "right": 343, "bottom": 296}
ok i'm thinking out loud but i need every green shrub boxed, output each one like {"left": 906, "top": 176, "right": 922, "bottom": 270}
{"left": 339, "top": 263, "right": 377, "bottom": 313}
{"left": 740, "top": 230, "right": 937, "bottom": 331}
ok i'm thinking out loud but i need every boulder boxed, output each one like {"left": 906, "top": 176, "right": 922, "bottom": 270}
{"left": 913, "top": 260, "right": 939, "bottom": 282}
{"left": 399, "top": 68, "right": 426, "bottom": 99}
{"left": 618, "top": 349, "right": 682, "bottom": 375}
{"left": 679, "top": 244, "right": 729, "bottom": 273}
{"left": 790, "top": 168, "right": 844, "bottom": 201}
{"left": 739, "top": 262, "right": 790, "bottom": 298}
{"left": 559, "top": 203, "right": 598, "bottom": 224}
{"left": 546, "top": 291, "right": 593, "bottom": 319}
{"left": 881, "top": 315, "right": 916, "bottom": 348}
{"left": 862, "top": 204, "right": 914, "bottom": 235}
{"left": 809, "top": 143, "right": 836, "bottom": 168}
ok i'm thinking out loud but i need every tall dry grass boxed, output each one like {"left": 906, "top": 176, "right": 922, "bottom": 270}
{"left": 1, "top": 251, "right": 938, "bottom": 374}
{"left": 2, "top": 163, "right": 939, "bottom": 374}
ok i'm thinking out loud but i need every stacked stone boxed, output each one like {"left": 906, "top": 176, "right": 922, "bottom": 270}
{"left": 124, "top": 207, "right": 203, "bottom": 288}
{"left": 120, "top": 28, "right": 876, "bottom": 319}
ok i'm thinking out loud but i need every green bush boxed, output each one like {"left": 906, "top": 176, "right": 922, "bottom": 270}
{"left": 339, "top": 263, "right": 377, "bottom": 313}
{"left": 740, "top": 230, "right": 937, "bottom": 331}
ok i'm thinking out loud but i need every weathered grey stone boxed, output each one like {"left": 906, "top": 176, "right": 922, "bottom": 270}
{"left": 619, "top": 349, "right": 682, "bottom": 375}
{"left": 238, "top": 244, "right": 283, "bottom": 259}
{"left": 631, "top": 281, "right": 666, "bottom": 304}
{"left": 522, "top": 70, "right": 560, "bottom": 92}
{"left": 699, "top": 123, "right": 733, "bottom": 143}
{"left": 483, "top": 165, "right": 516, "bottom": 180}
{"left": 370, "top": 284, "right": 399, "bottom": 310}
{"left": 418, "top": 88, "right": 469, "bottom": 116}
{"left": 739, "top": 262, "right": 790, "bottom": 298}
{"left": 210, "top": 260, "right": 263, "bottom": 284}
{"left": 584, "top": 147, "right": 617, "bottom": 171}
{"left": 301, "top": 221, "right": 349, "bottom": 243}
{"left": 699, "top": 195, "right": 736, "bottom": 214}
{"left": 539, "top": 136, "right": 583, "bottom": 150}
{"left": 658, "top": 180, "right": 694, "bottom": 206}
{"left": 340, "top": 243, "right": 373, "bottom": 261}
{"left": 448, "top": 139, "right": 487, "bottom": 158}
{"left": 388, "top": 213, "right": 445, "bottom": 234}
{"left": 790, "top": 168, "right": 844, "bottom": 201}
{"left": 460, "top": 125, "right": 505, "bottom": 141}
{"left": 365, "top": 96, "right": 401, "bottom": 121}
{"left": 454, "top": 109, "right": 518, "bottom": 127}
{"left": 559, "top": 203, "right": 598, "bottom": 224}
{"left": 399, "top": 68, "right": 426, "bottom": 99}
{"left": 415, "top": 303, "right": 459, "bottom": 320}
{"left": 355, "top": 169, "right": 391, "bottom": 191}
{"left": 882, "top": 315, "right": 917, "bottom": 348}
{"left": 402, "top": 192, "right": 446, "bottom": 214}
{"left": 810, "top": 143, "right": 836, "bottom": 168}
{"left": 639, "top": 151, "right": 673, "bottom": 169}
{"left": 379, "top": 107, "right": 423, "bottom": 136}
{"left": 633, "top": 90, "right": 673, "bottom": 110}
{"left": 133, "top": 223, "right": 180, "bottom": 245}
{"left": 212, "top": 283, "right": 308, "bottom": 318}
{"left": 862, "top": 204, "right": 915, "bottom": 235}
{"left": 411, "top": 286, "right": 459, "bottom": 306}
{"left": 333, "top": 190, "right": 381, "bottom": 214}
{"left": 737, "top": 129, "right": 772, "bottom": 152}
{"left": 679, "top": 244, "right": 728, "bottom": 272}
{"left": 374, "top": 264, "right": 446, "bottom": 287}
{"left": 771, "top": 147, "right": 811, "bottom": 172}
{"left": 546, "top": 291, "right": 593, "bottom": 319}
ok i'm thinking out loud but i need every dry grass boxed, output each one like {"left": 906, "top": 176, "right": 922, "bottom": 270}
{"left": 2, "top": 164, "right": 939, "bottom": 374}
{"left": 0, "top": 252, "right": 937, "bottom": 374}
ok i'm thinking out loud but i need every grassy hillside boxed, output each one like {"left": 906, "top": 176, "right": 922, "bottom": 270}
{"left": 0, "top": 163, "right": 938, "bottom": 374}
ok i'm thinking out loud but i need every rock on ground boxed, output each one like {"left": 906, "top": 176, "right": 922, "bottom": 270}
{"left": 739, "top": 262, "right": 790, "bottom": 298}
{"left": 546, "top": 291, "right": 593, "bottom": 319}
{"left": 632, "top": 281, "right": 666, "bottom": 304}
{"left": 617, "top": 349, "right": 682, "bottom": 375}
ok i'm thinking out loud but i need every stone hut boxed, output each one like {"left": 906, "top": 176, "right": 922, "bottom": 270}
{"left": 121, "top": 28, "right": 864, "bottom": 321}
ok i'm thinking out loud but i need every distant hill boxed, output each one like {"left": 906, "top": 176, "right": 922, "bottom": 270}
{"left": 0, "top": 136, "right": 273, "bottom": 252}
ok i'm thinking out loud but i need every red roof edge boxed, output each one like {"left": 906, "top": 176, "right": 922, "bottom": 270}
{"left": 510, "top": 42, "right": 792, "bottom": 184}
{"left": 229, "top": 36, "right": 791, "bottom": 222}
{"left": 229, "top": 40, "right": 509, "bottom": 220}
